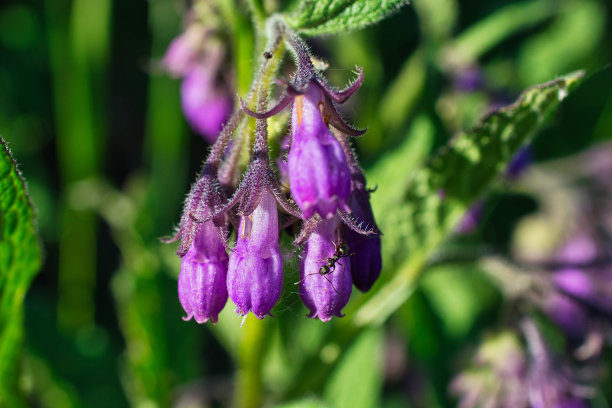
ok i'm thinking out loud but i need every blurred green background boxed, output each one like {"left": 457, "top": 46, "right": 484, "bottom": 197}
{"left": 1, "top": 0, "right": 612, "bottom": 407}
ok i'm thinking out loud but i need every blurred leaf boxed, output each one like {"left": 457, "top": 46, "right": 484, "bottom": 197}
{"left": 288, "top": 0, "right": 409, "bottom": 36}
{"left": 420, "top": 265, "right": 496, "bottom": 338}
{"left": 0, "top": 136, "right": 42, "bottom": 405}
{"left": 368, "top": 114, "right": 435, "bottom": 262}
{"left": 276, "top": 398, "right": 330, "bottom": 408}
{"left": 355, "top": 71, "right": 585, "bottom": 326}
{"left": 518, "top": 0, "right": 606, "bottom": 84}
{"left": 378, "top": 50, "right": 427, "bottom": 134}
{"left": 412, "top": 0, "right": 458, "bottom": 42}
{"left": 323, "top": 328, "right": 383, "bottom": 408}
{"left": 442, "top": 0, "right": 556, "bottom": 68}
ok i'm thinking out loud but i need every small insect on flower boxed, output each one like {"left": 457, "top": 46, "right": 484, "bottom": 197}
{"left": 296, "top": 241, "right": 354, "bottom": 295}
{"left": 319, "top": 241, "right": 354, "bottom": 275}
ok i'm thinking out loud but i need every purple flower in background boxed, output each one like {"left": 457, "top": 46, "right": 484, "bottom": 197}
{"left": 163, "top": 25, "right": 233, "bottom": 142}
{"left": 506, "top": 145, "right": 533, "bottom": 180}
{"left": 181, "top": 64, "right": 233, "bottom": 142}
{"left": 543, "top": 293, "right": 590, "bottom": 341}
{"left": 553, "top": 266, "right": 612, "bottom": 318}
{"left": 522, "top": 319, "right": 593, "bottom": 408}
{"left": 163, "top": 27, "right": 204, "bottom": 77}
{"left": 540, "top": 232, "right": 612, "bottom": 346}
{"left": 454, "top": 66, "right": 485, "bottom": 92}
{"left": 451, "top": 330, "right": 528, "bottom": 408}
{"left": 178, "top": 221, "right": 228, "bottom": 323}
{"left": 299, "top": 216, "right": 352, "bottom": 321}
{"left": 456, "top": 200, "right": 485, "bottom": 234}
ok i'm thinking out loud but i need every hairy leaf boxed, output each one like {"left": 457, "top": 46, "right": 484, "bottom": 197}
{"left": 355, "top": 71, "right": 585, "bottom": 326}
{"left": 0, "top": 136, "right": 42, "bottom": 405}
{"left": 288, "top": 0, "right": 409, "bottom": 36}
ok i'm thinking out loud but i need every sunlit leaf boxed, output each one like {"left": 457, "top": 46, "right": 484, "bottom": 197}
{"left": 355, "top": 71, "right": 585, "bottom": 326}
{"left": 288, "top": 0, "right": 408, "bottom": 36}
{"left": 0, "top": 136, "right": 42, "bottom": 405}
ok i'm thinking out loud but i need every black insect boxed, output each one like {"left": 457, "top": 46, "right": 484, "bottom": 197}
{"left": 319, "top": 241, "right": 354, "bottom": 275}
{"left": 296, "top": 241, "right": 355, "bottom": 294}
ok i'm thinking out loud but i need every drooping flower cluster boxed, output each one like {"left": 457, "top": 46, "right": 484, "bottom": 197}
{"left": 162, "top": 5, "right": 234, "bottom": 142}
{"left": 451, "top": 321, "right": 593, "bottom": 408}
{"left": 166, "top": 21, "right": 382, "bottom": 323}
{"left": 513, "top": 144, "right": 612, "bottom": 356}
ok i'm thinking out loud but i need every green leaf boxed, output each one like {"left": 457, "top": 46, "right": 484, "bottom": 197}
{"left": 354, "top": 71, "right": 585, "bottom": 326}
{"left": 276, "top": 398, "right": 330, "bottom": 408}
{"left": 442, "top": 0, "right": 556, "bottom": 67}
{"left": 323, "top": 328, "right": 383, "bottom": 408}
{"left": 518, "top": 0, "right": 606, "bottom": 84}
{"left": 288, "top": 0, "right": 409, "bottom": 36}
{"left": 0, "top": 136, "right": 42, "bottom": 405}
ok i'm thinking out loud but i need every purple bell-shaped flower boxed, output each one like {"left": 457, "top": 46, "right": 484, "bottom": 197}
{"left": 178, "top": 221, "right": 228, "bottom": 323}
{"left": 287, "top": 82, "right": 352, "bottom": 219}
{"left": 299, "top": 216, "right": 352, "bottom": 322}
{"left": 227, "top": 189, "right": 283, "bottom": 318}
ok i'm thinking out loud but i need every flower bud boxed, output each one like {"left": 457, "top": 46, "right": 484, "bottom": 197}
{"left": 288, "top": 82, "right": 351, "bottom": 219}
{"left": 178, "top": 221, "right": 229, "bottom": 324}
{"left": 299, "top": 216, "right": 352, "bottom": 322}
{"left": 345, "top": 181, "right": 382, "bottom": 292}
{"left": 227, "top": 190, "right": 283, "bottom": 318}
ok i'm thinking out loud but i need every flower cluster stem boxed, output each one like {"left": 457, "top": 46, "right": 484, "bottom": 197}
{"left": 235, "top": 317, "right": 268, "bottom": 408}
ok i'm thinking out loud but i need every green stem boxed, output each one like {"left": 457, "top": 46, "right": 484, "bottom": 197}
{"left": 235, "top": 316, "right": 269, "bottom": 408}
{"left": 44, "top": 0, "right": 112, "bottom": 331}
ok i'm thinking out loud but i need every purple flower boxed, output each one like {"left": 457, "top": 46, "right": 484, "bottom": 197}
{"left": 241, "top": 64, "right": 365, "bottom": 219}
{"left": 543, "top": 293, "right": 590, "bottom": 340}
{"left": 553, "top": 267, "right": 612, "bottom": 316}
{"left": 166, "top": 164, "right": 230, "bottom": 324}
{"left": 454, "top": 66, "right": 485, "bottom": 92}
{"left": 506, "top": 145, "right": 533, "bottom": 180}
{"left": 299, "top": 216, "right": 352, "bottom": 322}
{"left": 456, "top": 200, "right": 485, "bottom": 234}
{"left": 181, "top": 64, "right": 233, "bottom": 142}
{"left": 163, "top": 26, "right": 233, "bottom": 142}
{"left": 287, "top": 82, "right": 352, "bottom": 219}
{"left": 162, "top": 27, "right": 205, "bottom": 77}
{"left": 227, "top": 189, "right": 283, "bottom": 318}
{"left": 178, "top": 221, "right": 228, "bottom": 323}
{"left": 522, "top": 319, "right": 593, "bottom": 408}
{"left": 450, "top": 330, "right": 528, "bottom": 408}
{"left": 548, "top": 234, "right": 612, "bottom": 318}
{"left": 344, "top": 172, "right": 382, "bottom": 292}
